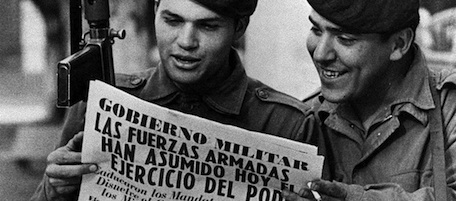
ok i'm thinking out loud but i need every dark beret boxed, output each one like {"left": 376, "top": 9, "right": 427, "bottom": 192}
{"left": 191, "top": 0, "right": 258, "bottom": 18}
{"left": 307, "top": 0, "right": 420, "bottom": 33}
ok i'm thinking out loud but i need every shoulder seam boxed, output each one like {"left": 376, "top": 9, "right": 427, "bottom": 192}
{"left": 255, "top": 86, "right": 309, "bottom": 113}
{"left": 115, "top": 68, "right": 155, "bottom": 89}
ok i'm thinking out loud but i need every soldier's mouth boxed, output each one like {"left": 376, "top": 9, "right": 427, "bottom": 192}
{"left": 322, "top": 69, "right": 344, "bottom": 79}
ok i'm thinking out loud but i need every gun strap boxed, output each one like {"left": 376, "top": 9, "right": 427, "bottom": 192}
{"left": 428, "top": 73, "right": 448, "bottom": 201}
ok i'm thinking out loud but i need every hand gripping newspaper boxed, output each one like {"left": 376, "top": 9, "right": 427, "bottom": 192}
{"left": 78, "top": 80, "right": 324, "bottom": 201}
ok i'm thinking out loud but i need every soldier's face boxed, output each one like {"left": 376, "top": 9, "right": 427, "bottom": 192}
{"left": 306, "top": 11, "right": 395, "bottom": 103}
{"left": 155, "top": 0, "right": 239, "bottom": 86}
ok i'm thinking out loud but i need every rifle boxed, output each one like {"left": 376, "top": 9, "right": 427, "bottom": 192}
{"left": 57, "top": 0, "right": 125, "bottom": 107}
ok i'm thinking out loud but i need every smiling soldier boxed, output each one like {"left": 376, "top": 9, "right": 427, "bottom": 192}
{"left": 285, "top": 0, "right": 456, "bottom": 200}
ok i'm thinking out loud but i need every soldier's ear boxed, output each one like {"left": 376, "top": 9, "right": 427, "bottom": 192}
{"left": 389, "top": 28, "right": 414, "bottom": 61}
{"left": 234, "top": 17, "right": 249, "bottom": 41}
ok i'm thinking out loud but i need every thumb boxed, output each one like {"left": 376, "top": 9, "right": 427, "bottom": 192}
{"left": 310, "top": 179, "right": 347, "bottom": 199}
{"left": 66, "top": 131, "right": 84, "bottom": 152}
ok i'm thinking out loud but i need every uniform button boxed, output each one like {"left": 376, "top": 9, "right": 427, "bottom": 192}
{"left": 377, "top": 132, "right": 381, "bottom": 137}
{"left": 258, "top": 89, "right": 269, "bottom": 99}
{"left": 350, "top": 124, "right": 355, "bottom": 128}
{"left": 130, "top": 76, "right": 143, "bottom": 85}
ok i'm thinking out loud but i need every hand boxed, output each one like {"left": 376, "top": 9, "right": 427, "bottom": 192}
{"left": 282, "top": 179, "right": 348, "bottom": 201}
{"left": 45, "top": 132, "right": 98, "bottom": 195}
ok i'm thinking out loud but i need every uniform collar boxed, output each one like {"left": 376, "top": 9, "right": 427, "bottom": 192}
{"left": 388, "top": 45, "right": 434, "bottom": 112}
{"left": 316, "top": 45, "right": 434, "bottom": 126}
{"left": 140, "top": 49, "right": 248, "bottom": 115}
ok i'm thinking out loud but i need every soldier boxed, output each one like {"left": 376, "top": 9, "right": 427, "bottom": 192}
{"left": 284, "top": 0, "right": 456, "bottom": 200}
{"left": 30, "top": 0, "right": 309, "bottom": 200}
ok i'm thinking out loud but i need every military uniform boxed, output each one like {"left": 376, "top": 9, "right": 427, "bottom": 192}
{"left": 296, "top": 0, "right": 456, "bottom": 200}
{"left": 299, "top": 46, "right": 456, "bottom": 200}
{"left": 31, "top": 49, "right": 309, "bottom": 201}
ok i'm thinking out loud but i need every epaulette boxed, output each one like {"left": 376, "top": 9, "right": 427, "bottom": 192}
{"left": 255, "top": 86, "right": 309, "bottom": 113}
{"left": 432, "top": 67, "right": 456, "bottom": 90}
{"left": 429, "top": 62, "right": 456, "bottom": 90}
{"left": 115, "top": 68, "right": 155, "bottom": 89}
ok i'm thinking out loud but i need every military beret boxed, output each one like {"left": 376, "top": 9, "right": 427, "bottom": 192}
{"left": 307, "top": 0, "right": 420, "bottom": 33}
{"left": 191, "top": 0, "right": 258, "bottom": 18}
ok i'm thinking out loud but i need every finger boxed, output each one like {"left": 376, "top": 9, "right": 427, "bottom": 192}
{"left": 66, "top": 132, "right": 84, "bottom": 152}
{"left": 53, "top": 185, "right": 79, "bottom": 195}
{"left": 46, "top": 163, "right": 98, "bottom": 179}
{"left": 310, "top": 180, "right": 347, "bottom": 198}
{"left": 298, "top": 186, "right": 315, "bottom": 199}
{"left": 47, "top": 148, "right": 82, "bottom": 165}
{"left": 282, "top": 189, "right": 313, "bottom": 201}
{"left": 48, "top": 177, "right": 81, "bottom": 187}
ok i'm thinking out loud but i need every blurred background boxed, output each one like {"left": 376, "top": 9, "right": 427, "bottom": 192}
{"left": 0, "top": 0, "right": 455, "bottom": 200}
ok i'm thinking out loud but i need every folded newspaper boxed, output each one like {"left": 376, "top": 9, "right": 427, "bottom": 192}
{"left": 79, "top": 80, "right": 324, "bottom": 201}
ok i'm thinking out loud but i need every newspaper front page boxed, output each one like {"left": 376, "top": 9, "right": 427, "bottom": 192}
{"left": 78, "top": 80, "right": 324, "bottom": 201}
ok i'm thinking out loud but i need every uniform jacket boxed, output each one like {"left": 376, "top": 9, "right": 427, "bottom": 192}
{"left": 31, "top": 50, "right": 309, "bottom": 201}
{"left": 300, "top": 46, "right": 456, "bottom": 200}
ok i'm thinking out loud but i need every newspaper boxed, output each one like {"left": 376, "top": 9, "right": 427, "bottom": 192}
{"left": 79, "top": 80, "right": 324, "bottom": 201}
